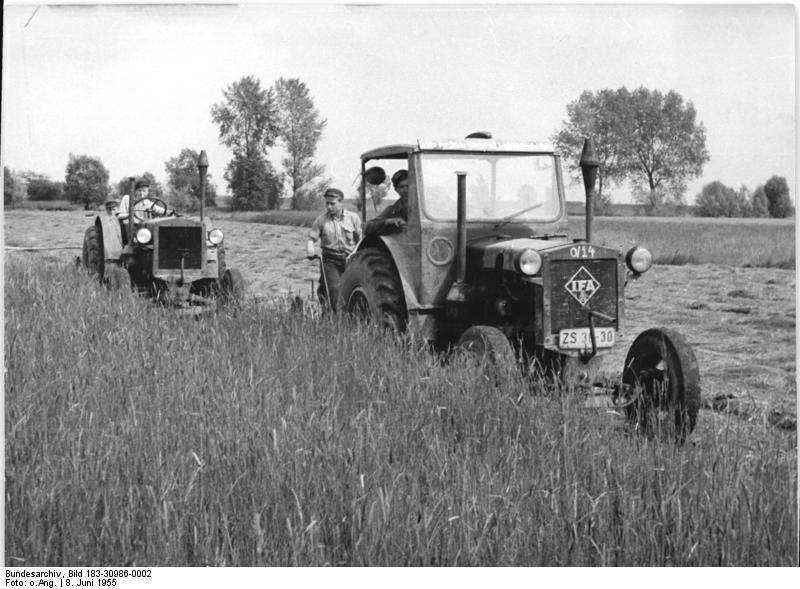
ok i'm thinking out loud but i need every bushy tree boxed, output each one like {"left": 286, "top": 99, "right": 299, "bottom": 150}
{"left": 737, "top": 185, "right": 753, "bottom": 218}
{"left": 624, "top": 88, "right": 710, "bottom": 209}
{"left": 764, "top": 175, "right": 793, "bottom": 218}
{"left": 164, "top": 148, "right": 218, "bottom": 212}
{"left": 26, "top": 174, "right": 64, "bottom": 201}
{"left": 211, "top": 76, "right": 281, "bottom": 210}
{"left": 750, "top": 185, "right": 770, "bottom": 218}
{"left": 694, "top": 181, "right": 747, "bottom": 217}
{"left": 272, "top": 77, "right": 330, "bottom": 210}
{"left": 554, "top": 86, "right": 710, "bottom": 211}
{"left": 63, "top": 154, "right": 110, "bottom": 210}
{"left": 553, "top": 89, "right": 630, "bottom": 200}
{"left": 225, "top": 153, "right": 282, "bottom": 211}
{"left": 4, "top": 167, "right": 25, "bottom": 208}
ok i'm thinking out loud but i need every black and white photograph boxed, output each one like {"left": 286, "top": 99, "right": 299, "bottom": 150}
{"left": 2, "top": 0, "right": 797, "bottom": 573}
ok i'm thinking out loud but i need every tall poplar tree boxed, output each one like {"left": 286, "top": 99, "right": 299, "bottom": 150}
{"left": 272, "top": 78, "right": 329, "bottom": 210}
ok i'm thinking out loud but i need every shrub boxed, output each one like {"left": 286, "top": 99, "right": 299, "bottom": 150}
{"left": 764, "top": 176, "right": 793, "bottom": 218}
{"left": 694, "top": 181, "right": 748, "bottom": 217}
{"left": 27, "top": 177, "right": 64, "bottom": 201}
{"left": 64, "top": 154, "right": 110, "bottom": 210}
{"left": 4, "top": 166, "right": 25, "bottom": 208}
{"left": 750, "top": 186, "right": 770, "bottom": 218}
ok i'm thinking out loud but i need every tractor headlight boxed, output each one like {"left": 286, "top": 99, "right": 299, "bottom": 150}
{"left": 626, "top": 246, "right": 653, "bottom": 274}
{"left": 135, "top": 227, "right": 152, "bottom": 244}
{"left": 208, "top": 228, "right": 224, "bottom": 245}
{"left": 517, "top": 249, "right": 542, "bottom": 276}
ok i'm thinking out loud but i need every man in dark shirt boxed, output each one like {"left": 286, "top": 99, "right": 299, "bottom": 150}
{"left": 364, "top": 169, "right": 409, "bottom": 237}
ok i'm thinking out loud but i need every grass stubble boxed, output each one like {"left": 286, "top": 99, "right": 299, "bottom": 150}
{"left": 4, "top": 258, "right": 797, "bottom": 566}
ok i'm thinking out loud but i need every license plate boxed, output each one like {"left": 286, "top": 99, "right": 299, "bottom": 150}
{"left": 559, "top": 327, "right": 615, "bottom": 350}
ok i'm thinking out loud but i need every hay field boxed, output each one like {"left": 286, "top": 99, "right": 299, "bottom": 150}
{"left": 3, "top": 209, "right": 797, "bottom": 565}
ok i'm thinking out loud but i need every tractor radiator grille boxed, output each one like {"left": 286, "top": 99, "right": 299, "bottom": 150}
{"left": 549, "top": 259, "right": 618, "bottom": 332}
{"left": 157, "top": 226, "right": 203, "bottom": 270}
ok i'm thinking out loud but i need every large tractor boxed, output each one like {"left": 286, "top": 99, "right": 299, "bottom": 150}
{"left": 81, "top": 150, "right": 244, "bottom": 313}
{"left": 339, "top": 133, "right": 700, "bottom": 439}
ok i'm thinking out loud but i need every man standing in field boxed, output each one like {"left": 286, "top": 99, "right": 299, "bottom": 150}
{"left": 306, "top": 187, "right": 362, "bottom": 310}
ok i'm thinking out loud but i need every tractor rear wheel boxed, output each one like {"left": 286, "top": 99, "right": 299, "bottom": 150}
{"left": 339, "top": 248, "right": 407, "bottom": 331}
{"left": 81, "top": 225, "right": 104, "bottom": 281}
{"left": 620, "top": 328, "right": 701, "bottom": 442}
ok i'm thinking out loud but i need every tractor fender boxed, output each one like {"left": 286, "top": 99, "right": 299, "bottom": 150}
{"left": 95, "top": 215, "right": 123, "bottom": 261}
{"left": 356, "top": 235, "right": 420, "bottom": 312}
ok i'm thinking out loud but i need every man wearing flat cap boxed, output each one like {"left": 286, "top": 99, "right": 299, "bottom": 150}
{"left": 364, "top": 169, "right": 409, "bottom": 237}
{"left": 104, "top": 197, "right": 119, "bottom": 216}
{"left": 306, "top": 187, "right": 362, "bottom": 310}
{"left": 118, "top": 178, "right": 167, "bottom": 222}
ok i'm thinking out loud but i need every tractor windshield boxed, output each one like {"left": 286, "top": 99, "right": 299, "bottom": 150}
{"left": 419, "top": 152, "right": 561, "bottom": 222}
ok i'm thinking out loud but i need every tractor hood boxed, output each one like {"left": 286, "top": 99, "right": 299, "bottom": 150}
{"left": 138, "top": 215, "right": 210, "bottom": 231}
{"left": 466, "top": 235, "right": 570, "bottom": 274}
{"left": 464, "top": 234, "right": 623, "bottom": 279}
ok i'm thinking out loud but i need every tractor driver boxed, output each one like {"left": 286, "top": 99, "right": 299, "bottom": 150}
{"left": 363, "top": 169, "right": 409, "bottom": 237}
{"left": 306, "top": 188, "right": 362, "bottom": 310}
{"left": 104, "top": 197, "right": 119, "bottom": 216}
{"left": 117, "top": 178, "right": 167, "bottom": 222}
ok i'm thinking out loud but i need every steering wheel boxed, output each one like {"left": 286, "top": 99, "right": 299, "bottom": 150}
{"left": 131, "top": 196, "right": 170, "bottom": 222}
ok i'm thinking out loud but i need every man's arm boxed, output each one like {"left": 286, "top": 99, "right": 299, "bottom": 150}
{"left": 306, "top": 215, "right": 322, "bottom": 258}
{"left": 350, "top": 211, "right": 363, "bottom": 243}
{"left": 364, "top": 202, "right": 404, "bottom": 237}
{"left": 117, "top": 194, "right": 130, "bottom": 220}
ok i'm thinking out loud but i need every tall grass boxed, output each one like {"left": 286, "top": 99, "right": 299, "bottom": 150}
{"left": 4, "top": 258, "right": 797, "bottom": 566}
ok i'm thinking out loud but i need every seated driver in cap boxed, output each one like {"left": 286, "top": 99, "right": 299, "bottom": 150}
{"left": 104, "top": 197, "right": 119, "bottom": 216}
{"left": 306, "top": 187, "right": 362, "bottom": 310}
{"left": 117, "top": 178, "right": 167, "bottom": 222}
{"left": 364, "top": 169, "right": 409, "bottom": 237}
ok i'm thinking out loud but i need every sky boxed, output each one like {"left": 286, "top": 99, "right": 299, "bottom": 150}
{"left": 1, "top": 2, "right": 796, "bottom": 204}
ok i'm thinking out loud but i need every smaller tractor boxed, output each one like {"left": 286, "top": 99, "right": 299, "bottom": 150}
{"left": 340, "top": 133, "right": 701, "bottom": 440}
{"left": 81, "top": 151, "right": 244, "bottom": 312}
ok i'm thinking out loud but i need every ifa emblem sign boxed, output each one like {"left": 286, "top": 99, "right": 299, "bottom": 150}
{"left": 565, "top": 266, "right": 600, "bottom": 306}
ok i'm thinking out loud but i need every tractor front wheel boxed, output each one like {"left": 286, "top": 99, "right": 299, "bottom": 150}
{"left": 620, "top": 328, "right": 701, "bottom": 442}
{"left": 219, "top": 268, "right": 245, "bottom": 304}
{"left": 81, "top": 225, "right": 104, "bottom": 281}
{"left": 456, "top": 325, "right": 517, "bottom": 380}
{"left": 104, "top": 264, "right": 131, "bottom": 291}
{"left": 339, "top": 248, "right": 407, "bottom": 331}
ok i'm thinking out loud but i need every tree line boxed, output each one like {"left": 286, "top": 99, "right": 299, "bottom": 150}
{"left": 553, "top": 85, "right": 792, "bottom": 218}
{"left": 4, "top": 150, "right": 219, "bottom": 212}
{"left": 4, "top": 81, "right": 792, "bottom": 217}
{"left": 4, "top": 76, "right": 327, "bottom": 213}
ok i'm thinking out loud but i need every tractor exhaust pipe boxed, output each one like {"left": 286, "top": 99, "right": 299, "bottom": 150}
{"left": 445, "top": 171, "right": 469, "bottom": 305}
{"left": 579, "top": 138, "right": 599, "bottom": 243}
{"left": 456, "top": 171, "right": 467, "bottom": 283}
{"left": 197, "top": 150, "right": 209, "bottom": 224}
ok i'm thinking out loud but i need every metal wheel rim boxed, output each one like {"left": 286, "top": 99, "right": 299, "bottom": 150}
{"left": 624, "top": 341, "right": 674, "bottom": 434}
